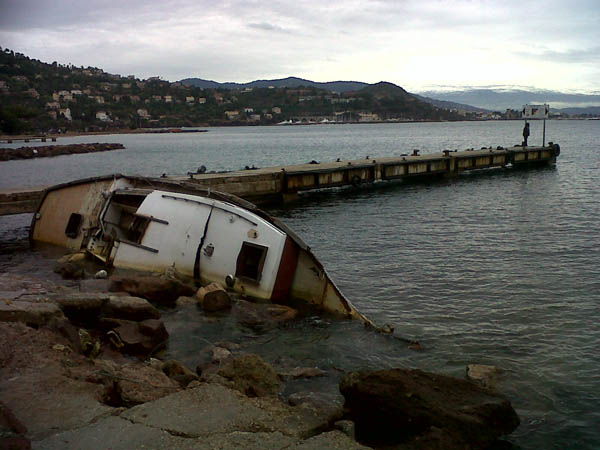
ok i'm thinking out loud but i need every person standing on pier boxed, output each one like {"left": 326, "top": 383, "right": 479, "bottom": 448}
{"left": 523, "top": 122, "right": 530, "bottom": 146}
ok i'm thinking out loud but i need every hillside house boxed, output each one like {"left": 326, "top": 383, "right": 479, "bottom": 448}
{"left": 358, "top": 112, "right": 380, "bottom": 122}
{"left": 71, "top": 89, "right": 83, "bottom": 96}
{"left": 45, "top": 101, "right": 60, "bottom": 109}
{"left": 225, "top": 110, "right": 240, "bottom": 120}
{"left": 0, "top": 80, "right": 8, "bottom": 91}
{"left": 186, "top": 96, "right": 195, "bottom": 103}
{"left": 136, "top": 109, "right": 150, "bottom": 119}
{"left": 59, "top": 108, "right": 72, "bottom": 121}
{"left": 272, "top": 107, "right": 282, "bottom": 114}
{"left": 249, "top": 114, "right": 261, "bottom": 121}
{"left": 244, "top": 107, "right": 254, "bottom": 113}
{"left": 152, "top": 95, "right": 162, "bottom": 102}
{"left": 96, "top": 111, "right": 111, "bottom": 122}
{"left": 129, "top": 95, "right": 140, "bottom": 102}
{"left": 198, "top": 97, "right": 206, "bottom": 104}
{"left": 164, "top": 95, "right": 173, "bottom": 103}
{"left": 95, "top": 96, "right": 105, "bottom": 104}
{"left": 24, "top": 88, "right": 40, "bottom": 98}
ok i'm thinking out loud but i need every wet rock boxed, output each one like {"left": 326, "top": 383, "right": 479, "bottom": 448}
{"left": 109, "top": 274, "right": 196, "bottom": 306}
{"left": 287, "top": 391, "right": 344, "bottom": 424}
{"left": 162, "top": 359, "right": 199, "bottom": 387}
{"left": 106, "top": 318, "right": 169, "bottom": 357}
{"left": 196, "top": 282, "right": 232, "bottom": 312}
{"left": 211, "top": 346, "right": 232, "bottom": 363}
{"left": 339, "top": 368, "right": 520, "bottom": 448}
{"left": 466, "top": 364, "right": 501, "bottom": 390}
{"left": 175, "top": 295, "right": 197, "bottom": 307}
{"left": 53, "top": 261, "right": 85, "bottom": 280}
{"left": 102, "top": 295, "right": 160, "bottom": 321}
{"left": 232, "top": 299, "right": 298, "bottom": 330}
{"left": 0, "top": 299, "right": 65, "bottom": 327}
{"left": 54, "top": 293, "right": 109, "bottom": 325}
{"left": 207, "top": 353, "right": 281, "bottom": 397}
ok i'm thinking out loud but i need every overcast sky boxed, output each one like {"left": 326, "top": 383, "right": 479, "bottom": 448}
{"left": 1, "top": 0, "right": 598, "bottom": 93}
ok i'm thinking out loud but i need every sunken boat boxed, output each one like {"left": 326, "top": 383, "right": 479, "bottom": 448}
{"left": 30, "top": 174, "right": 372, "bottom": 324}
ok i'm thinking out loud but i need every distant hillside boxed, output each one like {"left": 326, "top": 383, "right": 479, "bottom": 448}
{"left": 554, "top": 106, "right": 600, "bottom": 116}
{"left": 413, "top": 94, "right": 489, "bottom": 113}
{"left": 180, "top": 76, "right": 368, "bottom": 93}
{"left": 416, "top": 87, "right": 600, "bottom": 111}
{"left": 0, "top": 48, "right": 467, "bottom": 134}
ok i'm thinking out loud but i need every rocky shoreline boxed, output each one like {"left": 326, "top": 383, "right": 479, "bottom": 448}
{"left": 0, "top": 143, "right": 125, "bottom": 161}
{"left": 0, "top": 252, "right": 520, "bottom": 449}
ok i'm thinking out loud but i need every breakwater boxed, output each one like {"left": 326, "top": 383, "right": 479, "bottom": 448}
{"left": 0, "top": 143, "right": 124, "bottom": 161}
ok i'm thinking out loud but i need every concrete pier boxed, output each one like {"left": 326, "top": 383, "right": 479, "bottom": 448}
{"left": 0, "top": 144, "right": 559, "bottom": 216}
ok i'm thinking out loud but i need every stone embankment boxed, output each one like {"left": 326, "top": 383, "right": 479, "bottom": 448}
{"left": 0, "top": 253, "right": 520, "bottom": 449}
{"left": 0, "top": 143, "right": 125, "bottom": 161}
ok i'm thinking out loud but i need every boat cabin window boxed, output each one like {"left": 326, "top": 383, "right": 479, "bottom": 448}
{"left": 236, "top": 242, "right": 268, "bottom": 282}
{"left": 102, "top": 192, "right": 150, "bottom": 243}
{"left": 65, "top": 213, "right": 82, "bottom": 238}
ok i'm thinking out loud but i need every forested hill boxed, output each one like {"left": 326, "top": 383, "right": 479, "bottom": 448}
{"left": 0, "top": 48, "right": 465, "bottom": 134}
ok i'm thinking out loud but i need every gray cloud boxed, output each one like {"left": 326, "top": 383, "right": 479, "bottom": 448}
{"left": 247, "top": 22, "right": 291, "bottom": 33}
{"left": 0, "top": 0, "right": 598, "bottom": 91}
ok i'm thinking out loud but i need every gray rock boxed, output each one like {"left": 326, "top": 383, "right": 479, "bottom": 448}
{"left": 31, "top": 416, "right": 189, "bottom": 450}
{"left": 122, "top": 383, "right": 334, "bottom": 440}
{"left": 209, "top": 353, "right": 281, "bottom": 397}
{"left": 0, "top": 300, "right": 64, "bottom": 326}
{"left": 102, "top": 295, "right": 160, "bottom": 321}
{"left": 109, "top": 274, "right": 196, "bottom": 306}
{"left": 466, "top": 364, "right": 501, "bottom": 390}
{"left": 232, "top": 299, "right": 297, "bottom": 330}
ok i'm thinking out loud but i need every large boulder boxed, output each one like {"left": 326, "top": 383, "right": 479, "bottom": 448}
{"left": 92, "top": 359, "right": 180, "bottom": 407}
{"left": 232, "top": 299, "right": 297, "bottom": 330}
{"left": 102, "top": 295, "right": 161, "bottom": 321}
{"left": 339, "top": 368, "right": 520, "bottom": 449}
{"left": 102, "top": 318, "right": 169, "bottom": 357}
{"left": 206, "top": 353, "right": 281, "bottom": 397}
{"left": 53, "top": 293, "right": 109, "bottom": 325}
{"left": 109, "top": 274, "right": 196, "bottom": 306}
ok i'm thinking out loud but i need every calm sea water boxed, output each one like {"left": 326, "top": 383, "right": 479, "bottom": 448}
{"left": 1, "top": 121, "right": 599, "bottom": 449}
